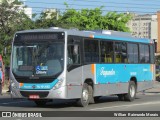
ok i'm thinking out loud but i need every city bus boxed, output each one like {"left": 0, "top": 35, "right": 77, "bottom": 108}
{"left": 10, "top": 28, "right": 155, "bottom": 107}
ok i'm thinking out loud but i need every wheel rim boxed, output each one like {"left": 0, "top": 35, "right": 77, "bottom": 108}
{"left": 130, "top": 85, "right": 135, "bottom": 98}
{"left": 82, "top": 89, "right": 89, "bottom": 102}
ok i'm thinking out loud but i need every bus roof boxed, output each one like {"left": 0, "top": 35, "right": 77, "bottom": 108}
{"left": 15, "top": 28, "right": 153, "bottom": 44}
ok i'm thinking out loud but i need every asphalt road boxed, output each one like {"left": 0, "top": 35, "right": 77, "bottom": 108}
{"left": 0, "top": 81, "right": 160, "bottom": 111}
{"left": 0, "top": 93, "right": 160, "bottom": 111}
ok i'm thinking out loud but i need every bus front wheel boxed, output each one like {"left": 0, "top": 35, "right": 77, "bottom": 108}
{"left": 77, "top": 83, "right": 90, "bottom": 107}
{"left": 124, "top": 81, "right": 136, "bottom": 101}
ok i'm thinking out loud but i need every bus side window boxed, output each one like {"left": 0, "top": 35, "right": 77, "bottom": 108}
{"left": 67, "top": 45, "right": 80, "bottom": 65}
{"left": 139, "top": 44, "right": 150, "bottom": 63}
{"left": 128, "top": 43, "right": 138, "bottom": 63}
{"left": 100, "top": 41, "right": 113, "bottom": 63}
{"left": 115, "top": 42, "right": 127, "bottom": 63}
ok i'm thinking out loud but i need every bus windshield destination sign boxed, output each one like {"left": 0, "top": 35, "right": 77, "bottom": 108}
{"left": 16, "top": 32, "right": 64, "bottom": 41}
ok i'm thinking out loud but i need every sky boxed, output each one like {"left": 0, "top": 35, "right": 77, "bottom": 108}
{"left": 21, "top": 0, "right": 160, "bottom": 15}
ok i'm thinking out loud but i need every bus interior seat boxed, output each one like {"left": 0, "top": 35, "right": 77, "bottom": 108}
{"left": 116, "top": 54, "right": 122, "bottom": 63}
{"left": 104, "top": 54, "right": 112, "bottom": 63}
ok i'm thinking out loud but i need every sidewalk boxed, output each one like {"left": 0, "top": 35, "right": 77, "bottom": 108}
{"left": 2, "top": 84, "right": 9, "bottom": 94}
{"left": 2, "top": 89, "right": 8, "bottom": 94}
{"left": 138, "top": 81, "right": 160, "bottom": 95}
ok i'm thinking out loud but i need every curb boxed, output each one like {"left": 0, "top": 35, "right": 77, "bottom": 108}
{"left": 137, "top": 91, "right": 160, "bottom": 95}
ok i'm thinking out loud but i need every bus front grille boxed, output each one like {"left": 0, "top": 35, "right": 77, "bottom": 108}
{"left": 16, "top": 78, "right": 54, "bottom": 83}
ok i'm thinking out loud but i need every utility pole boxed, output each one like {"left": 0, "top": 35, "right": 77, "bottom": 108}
{"left": 56, "top": 9, "right": 59, "bottom": 20}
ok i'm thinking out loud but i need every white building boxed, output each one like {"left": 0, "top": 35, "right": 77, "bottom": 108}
{"left": 127, "top": 14, "right": 157, "bottom": 40}
{"left": 24, "top": 7, "right": 32, "bottom": 19}
{"left": 0, "top": 0, "right": 32, "bottom": 19}
{"left": 43, "top": 8, "right": 59, "bottom": 20}
{"left": 16, "top": 4, "right": 32, "bottom": 19}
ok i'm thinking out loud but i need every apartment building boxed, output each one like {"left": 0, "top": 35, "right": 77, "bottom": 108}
{"left": 127, "top": 13, "right": 159, "bottom": 54}
{"left": 43, "top": 8, "right": 59, "bottom": 20}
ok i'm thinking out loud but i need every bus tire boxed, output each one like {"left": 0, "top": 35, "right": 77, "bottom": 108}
{"left": 34, "top": 100, "right": 47, "bottom": 106}
{"left": 124, "top": 81, "right": 136, "bottom": 101}
{"left": 88, "top": 85, "right": 100, "bottom": 104}
{"left": 77, "top": 83, "right": 90, "bottom": 107}
{"left": 88, "top": 85, "right": 95, "bottom": 104}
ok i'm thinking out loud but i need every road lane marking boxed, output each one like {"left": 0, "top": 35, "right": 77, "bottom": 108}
{"left": 0, "top": 101, "right": 30, "bottom": 105}
{"left": 90, "top": 101, "right": 160, "bottom": 111}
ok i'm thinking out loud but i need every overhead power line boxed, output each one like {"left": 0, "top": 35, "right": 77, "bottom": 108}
{"left": 17, "top": 0, "right": 158, "bottom": 15}
{"left": 41, "top": 0, "right": 160, "bottom": 7}
{"left": 131, "top": 0, "right": 160, "bottom": 2}
{"left": 24, "top": 1, "right": 160, "bottom": 15}
{"left": 30, "top": 7, "right": 156, "bottom": 14}
{"left": 25, "top": 1, "right": 160, "bottom": 8}
{"left": 25, "top": 1, "right": 160, "bottom": 10}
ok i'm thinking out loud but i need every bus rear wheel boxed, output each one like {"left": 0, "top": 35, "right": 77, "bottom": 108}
{"left": 124, "top": 81, "right": 136, "bottom": 101}
{"left": 77, "top": 83, "right": 90, "bottom": 107}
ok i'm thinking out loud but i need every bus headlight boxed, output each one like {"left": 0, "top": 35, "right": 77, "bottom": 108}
{"left": 11, "top": 82, "right": 16, "bottom": 89}
{"left": 53, "top": 78, "right": 63, "bottom": 90}
{"left": 10, "top": 80, "right": 18, "bottom": 89}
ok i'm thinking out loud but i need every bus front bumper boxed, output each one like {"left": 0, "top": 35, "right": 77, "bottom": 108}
{"left": 11, "top": 86, "right": 67, "bottom": 99}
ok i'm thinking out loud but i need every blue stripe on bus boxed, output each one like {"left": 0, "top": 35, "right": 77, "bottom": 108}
{"left": 95, "top": 64, "right": 153, "bottom": 84}
{"left": 20, "top": 79, "right": 59, "bottom": 90}
{"left": 94, "top": 35, "right": 151, "bottom": 43}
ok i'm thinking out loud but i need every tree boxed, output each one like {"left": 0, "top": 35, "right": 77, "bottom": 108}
{"left": 35, "top": 10, "right": 58, "bottom": 28}
{"left": 57, "top": 5, "right": 132, "bottom": 31}
{"left": 34, "top": 4, "right": 131, "bottom": 31}
{"left": 104, "top": 12, "right": 131, "bottom": 32}
{"left": 0, "top": 0, "right": 35, "bottom": 66}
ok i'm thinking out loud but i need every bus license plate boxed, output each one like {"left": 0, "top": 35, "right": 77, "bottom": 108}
{"left": 29, "top": 95, "right": 40, "bottom": 99}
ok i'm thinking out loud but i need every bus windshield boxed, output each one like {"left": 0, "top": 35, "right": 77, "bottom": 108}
{"left": 12, "top": 40, "right": 64, "bottom": 77}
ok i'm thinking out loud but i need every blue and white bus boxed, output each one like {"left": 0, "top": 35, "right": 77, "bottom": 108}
{"left": 10, "top": 28, "right": 155, "bottom": 107}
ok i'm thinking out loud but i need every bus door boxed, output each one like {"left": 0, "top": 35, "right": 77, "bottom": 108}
{"left": 66, "top": 36, "right": 82, "bottom": 98}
